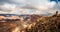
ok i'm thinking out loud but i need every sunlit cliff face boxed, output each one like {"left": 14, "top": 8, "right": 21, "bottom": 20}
{"left": 12, "top": 27, "right": 20, "bottom": 32}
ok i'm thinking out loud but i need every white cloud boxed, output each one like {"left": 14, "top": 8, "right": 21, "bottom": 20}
{"left": 0, "top": 3, "right": 16, "bottom": 12}
{"left": 26, "top": 0, "right": 56, "bottom": 10}
{"left": 0, "top": 0, "right": 57, "bottom": 15}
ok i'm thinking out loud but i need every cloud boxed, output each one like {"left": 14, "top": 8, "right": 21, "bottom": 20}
{"left": 20, "top": 0, "right": 56, "bottom": 9}
{"left": 0, "top": 0, "right": 58, "bottom": 15}
{"left": 0, "top": 0, "right": 27, "bottom": 5}
{"left": 19, "top": 0, "right": 57, "bottom": 14}
{"left": 0, "top": 3, "right": 16, "bottom": 12}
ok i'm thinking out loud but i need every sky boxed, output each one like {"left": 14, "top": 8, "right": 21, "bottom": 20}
{"left": 50, "top": 0, "right": 60, "bottom": 3}
{"left": 0, "top": 0, "right": 60, "bottom": 15}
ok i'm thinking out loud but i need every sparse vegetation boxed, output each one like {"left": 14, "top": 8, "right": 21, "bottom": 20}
{"left": 0, "top": 11, "right": 60, "bottom": 32}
